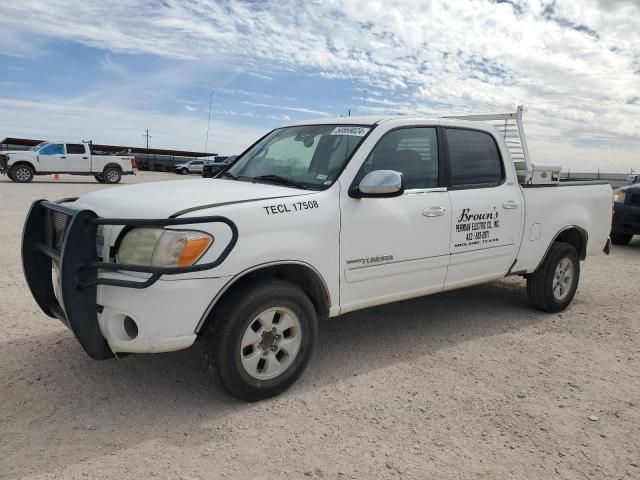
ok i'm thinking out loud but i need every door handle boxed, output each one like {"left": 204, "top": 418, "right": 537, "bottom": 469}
{"left": 82, "top": 157, "right": 88, "bottom": 159}
{"left": 502, "top": 200, "right": 519, "bottom": 209}
{"left": 60, "top": 156, "right": 66, "bottom": 159}
{"left": 422, "top": 206, "right": 446, "bottom": 217}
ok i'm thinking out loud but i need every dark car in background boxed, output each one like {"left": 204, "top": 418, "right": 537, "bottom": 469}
{"left": 612, "top": 184, "right": 640, "bottom": 245}
{"left": 202, "top": 155, "right": 237, "bottom": 178}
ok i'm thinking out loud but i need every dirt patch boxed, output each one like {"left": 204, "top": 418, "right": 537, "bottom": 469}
{"left": 1, "top": 172, "right": 638, "bottom": 479}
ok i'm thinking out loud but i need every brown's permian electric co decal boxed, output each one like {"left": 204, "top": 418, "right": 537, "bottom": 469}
{"left": 453, "top": 207, "right": 501, "bottom": 249}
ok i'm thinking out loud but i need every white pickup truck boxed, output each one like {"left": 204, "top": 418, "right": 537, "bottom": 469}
{"left": 22, "top": 107, "right": 612, "bottom": 400}
{"left": 1, "top": 141, "right": 136, "bottom": 183}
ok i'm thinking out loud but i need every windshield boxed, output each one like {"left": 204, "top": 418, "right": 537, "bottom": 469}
{"left": 224, "top": 124, "right": 371, "bottom": 190}
{"left": 29, "top": 142, "right": 47, "bottom": 151}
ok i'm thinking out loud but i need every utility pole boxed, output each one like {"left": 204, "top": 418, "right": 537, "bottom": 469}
{"left": 205, "top": 89, "right": 214, "bottom": 154}
{"left": 142, "top": 129, "right": 152, "bottom": 150}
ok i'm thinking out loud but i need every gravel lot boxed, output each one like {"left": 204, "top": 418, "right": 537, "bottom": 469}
{"left": 1, "top": 172, "right": 638, "bottom": 479}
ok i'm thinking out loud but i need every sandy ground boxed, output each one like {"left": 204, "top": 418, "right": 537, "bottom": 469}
{"left": 0, "top": 172, "right": 638, "bottom": 479}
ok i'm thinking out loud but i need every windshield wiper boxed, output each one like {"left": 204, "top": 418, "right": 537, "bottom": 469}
{"left": 252, "top": 175, "right": 308, "bottom": 190}
{"left": 220, "top": 171, "right": 237, "bottom": 180}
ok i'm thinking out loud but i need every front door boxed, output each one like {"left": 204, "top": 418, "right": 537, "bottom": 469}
{"left": 37, "top": 143, "right": 67, "bottom": 172}
{"left": 339, "top": 127, "right": 451, "bottom": 313}
{"left": 65, "top": 143, "right": 90, "bottom": 172}
{"left": 443, "top": 127, "right": 524, "bottom": 289}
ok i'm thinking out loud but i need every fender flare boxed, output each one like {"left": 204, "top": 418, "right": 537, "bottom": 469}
{"left": 195, "top": 260, "right": 332, "bottom": 333}
{"left": 532, "top": 225, "right": 588, "bottom": 273}
{"left": 102, "top": 162, "right": 123, "bottom": 172}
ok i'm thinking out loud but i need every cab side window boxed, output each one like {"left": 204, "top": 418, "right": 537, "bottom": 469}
{"left": 66, "top": 144, "right": 86, "bottom": 154}
{"left": 39, "top": 144, "right": 64, "bottom": 156}
{"left": 357, "top": 127, "right": 439, "bottom": 189}
{"left": 445, "top": 129, "right": 503, "bottom": 188}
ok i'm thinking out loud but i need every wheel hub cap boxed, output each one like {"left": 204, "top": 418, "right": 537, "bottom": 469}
{"left": 240, "top": 307, "right": 302, "bottom": 380}
{"left": 552, "top": 257, "right": 574, "bottom": 301}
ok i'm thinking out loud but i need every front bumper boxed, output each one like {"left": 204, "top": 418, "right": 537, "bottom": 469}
{"left": 612, "top": 202, "right": 640, "bottom": 235}
{"left": 22, "top": 199, "right": 238, "bottom": 359}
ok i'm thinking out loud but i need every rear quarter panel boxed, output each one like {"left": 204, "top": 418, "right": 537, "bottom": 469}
{"left": 92, "top": 155, "right": 133, "bottom": 173}
{"left": 513, "top": 183, "right": 612, "bottom": 273}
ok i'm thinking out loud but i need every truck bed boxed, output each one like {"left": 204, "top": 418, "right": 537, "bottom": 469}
{"left": 513, "top": 182, "right": 613, "bottom": 273}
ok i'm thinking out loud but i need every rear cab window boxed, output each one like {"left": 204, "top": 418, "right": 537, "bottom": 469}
{"left": 444, "top": 128, "right": 504, "bottom": 188}
{"left": 66, "top": 144, "right": 86, "bottom": 154}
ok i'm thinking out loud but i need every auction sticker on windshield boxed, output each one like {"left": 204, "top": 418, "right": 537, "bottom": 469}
{"left": 330, "top": 126, "right": 370, "bottom": 136}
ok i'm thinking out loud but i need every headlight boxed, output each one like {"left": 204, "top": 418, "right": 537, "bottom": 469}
{"left": 117, "top": 228, "right": 213, "bottom": 267}
{"left": 613, "top": 189, "right": 626, "bottom": 204}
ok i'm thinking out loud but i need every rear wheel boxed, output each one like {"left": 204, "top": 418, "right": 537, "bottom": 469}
{"left": 206, "top": 278, "right": 318, "bottom": 401}
{"left": 610, "top": 232, "right": 632, "bottom": 245}
{"left": 527, "top": 242, "right": 580, "bottom": 313}
{"left": 102, "top": 167, "right": 122, "bottom": 184}
{"left": 10, "top": 164, "right": 34, "bottom": 183}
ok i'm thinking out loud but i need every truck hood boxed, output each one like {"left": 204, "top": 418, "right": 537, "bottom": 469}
{"left": 619, "top": 184, "right": 640, "bottom": 193}
{"left": 72, "top": 178, "right": 310, "bottom": 218}
{"left": 1, "top": 150, "right": 31, "bottom": 156}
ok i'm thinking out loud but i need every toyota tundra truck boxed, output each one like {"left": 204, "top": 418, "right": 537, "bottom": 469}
{"left": 21, "top": 107, "right": 612, "bottom": 400}
{"left": 1, "top": 141, "right": 135, "bottom": 183}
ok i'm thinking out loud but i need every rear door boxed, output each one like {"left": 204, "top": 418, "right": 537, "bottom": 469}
{"left": 444, "top": 128, "right": 524, "bottom": 289}
{"left": 37, "top": 143, "right": 67, "bottom": 172}
{"left": 190, "top": 160, "right": 205, "bottom": 173}
{"left": 65, "top": 143, "right": 90, "bottom": 172}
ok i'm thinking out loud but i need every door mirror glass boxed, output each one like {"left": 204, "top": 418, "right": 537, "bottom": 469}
{"left": 355, "top": 170, "right": 404, "bottom": 198}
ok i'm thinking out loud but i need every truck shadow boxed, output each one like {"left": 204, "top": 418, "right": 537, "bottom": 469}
{"left": 1, "top": 278, "right": 543, "bottom": 477}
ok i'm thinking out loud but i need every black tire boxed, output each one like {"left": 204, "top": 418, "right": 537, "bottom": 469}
{"left": 206, "top": 278, "right": 318, "bottom": 401}
{"left": 102, "top": 167, "right": 122, "bottom": 184}
{"left": 181, "top": 167, "right": 188, "bottom": 175}
{"left": 10, "top": 164, "right": 34, "bottom": 183}
{"left": 526, "top": 241, "right": 580, "bottom": 313}
{"left": 94, "top": 174, "right": 106, "bottom": 183}
{"left": 610, "top": 232, "right": 632, "bottom": 245}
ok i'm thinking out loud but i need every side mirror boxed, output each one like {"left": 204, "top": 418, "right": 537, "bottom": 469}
{"left": 351, "top": 170, "right": 404, "bottom": 198}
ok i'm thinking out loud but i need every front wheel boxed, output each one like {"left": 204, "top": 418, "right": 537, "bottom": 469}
{"left": 181, "top": 167, "right": 188, "bottom": 175}
{"left": 206, "top": 278, "right": 318, "bottom": 401}
{"left": 610, "top": 232, "right": 632, "bottom": 245}
{"left": 10, "top": 164, "right": 34, "bottom": 183}
{"left": 526, "top": 242, "right": 580, "bottom": 313}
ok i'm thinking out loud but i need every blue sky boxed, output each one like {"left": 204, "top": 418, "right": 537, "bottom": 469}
{"left": 0, "top": 0, "right": 638, "bottom": 171}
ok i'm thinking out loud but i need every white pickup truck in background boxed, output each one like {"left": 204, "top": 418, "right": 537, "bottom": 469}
{"left": 0, "top": 141, "right": 136, "bottom": 183}
{"left": 21, "top": 107, "right": 612, "bottom": 401}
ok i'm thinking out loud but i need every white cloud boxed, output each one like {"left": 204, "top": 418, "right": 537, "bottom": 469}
{"left": 240, "top": 101, "right": 329, "bottom": 116}
{"left": 267, "top": 114, "right": 291, "bottom": 121}
{"left": 1, "top": 0, "right": 639, "bottom": 170}
{"left": 183, "top": 105, "right": 198, "bottom": 112}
